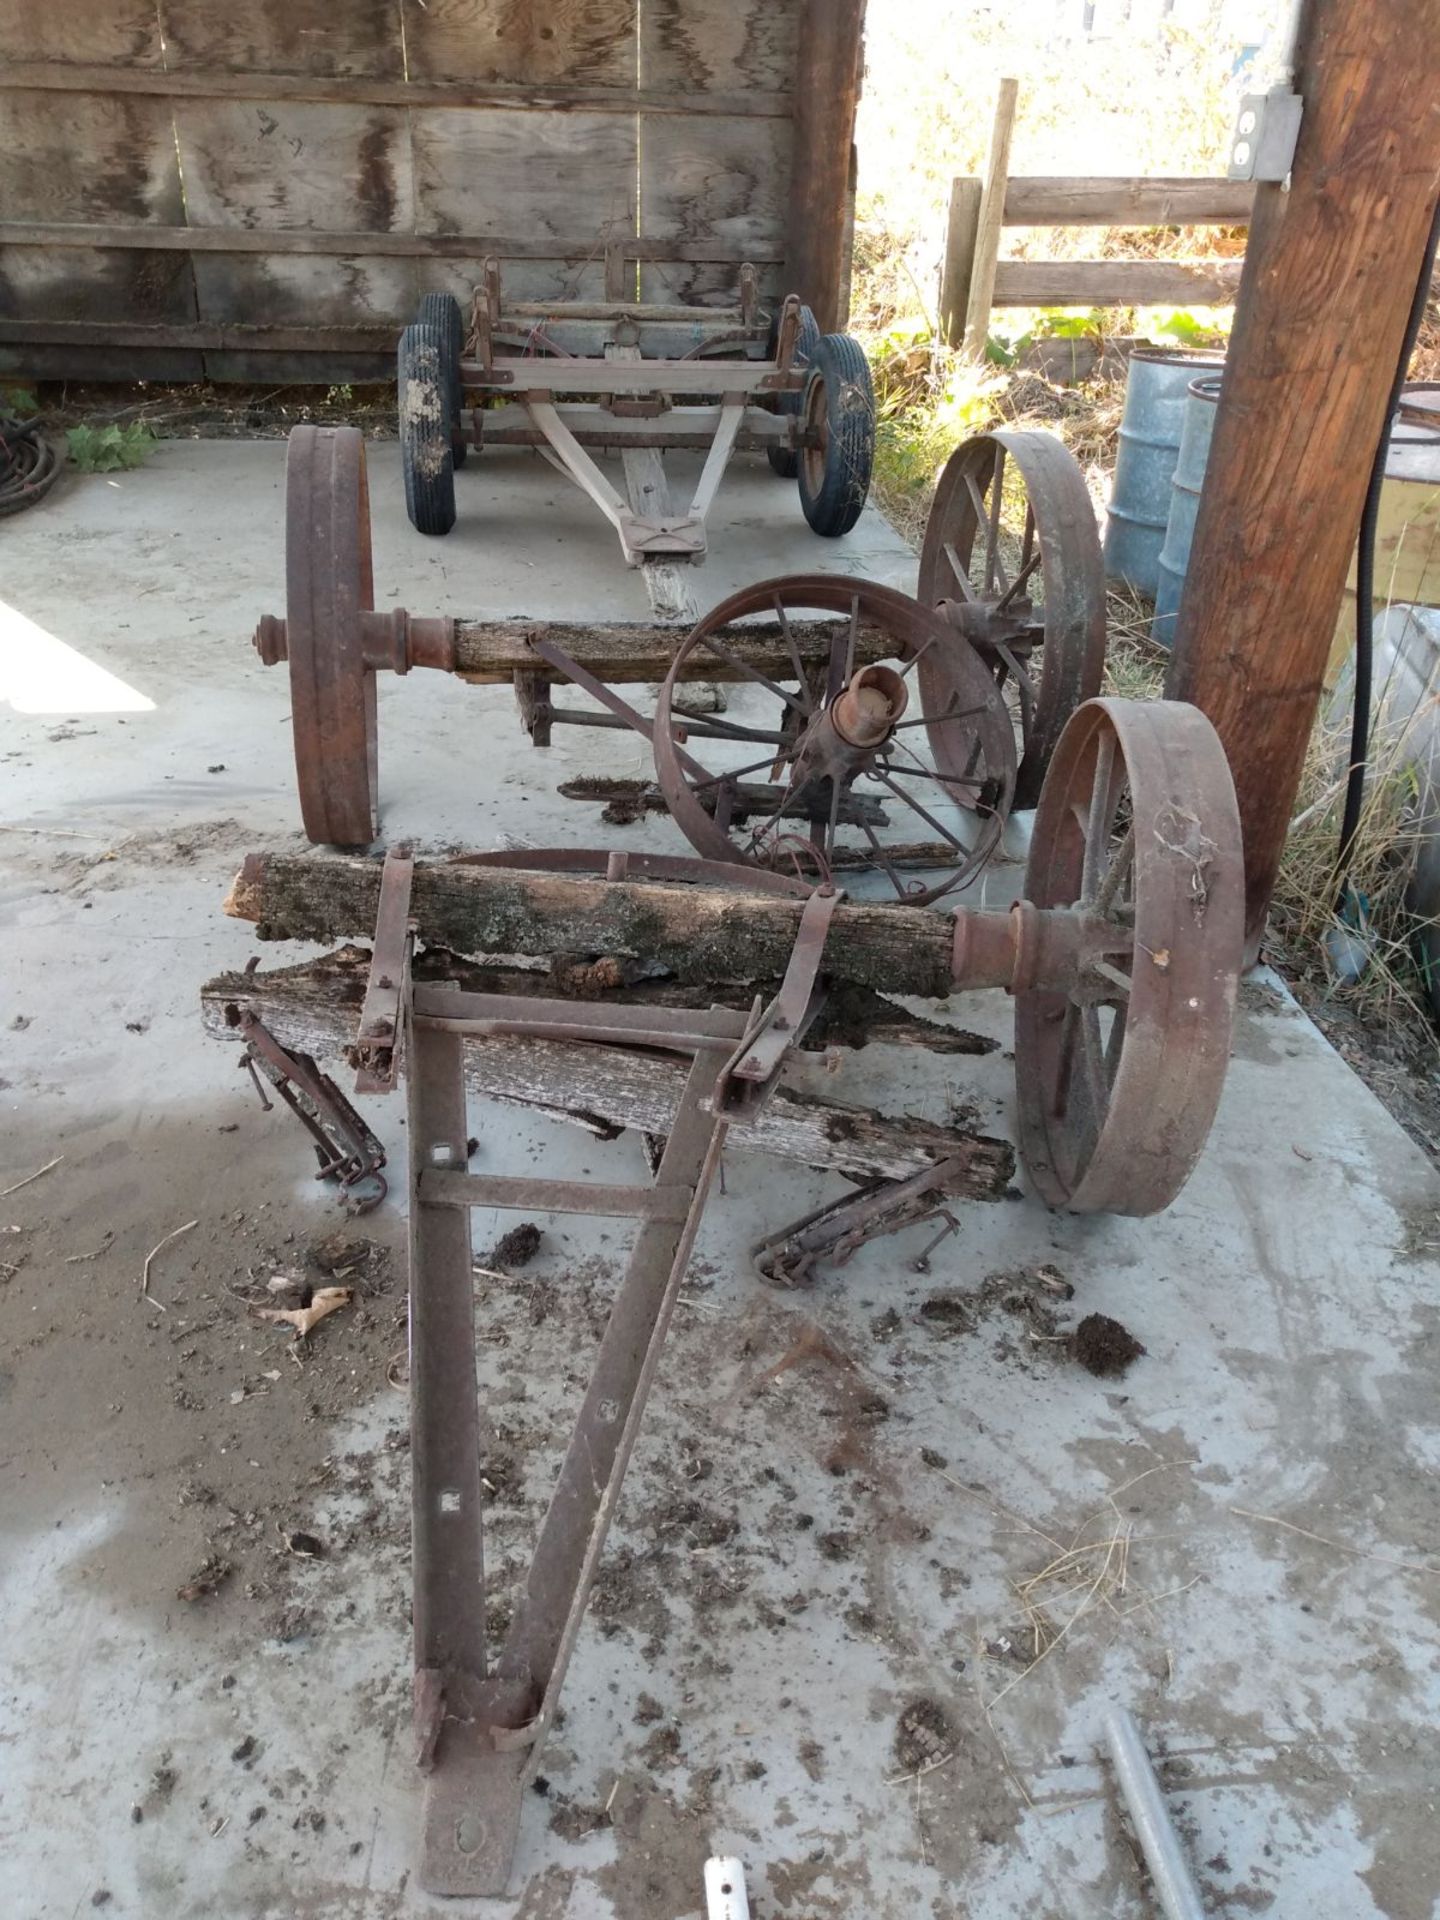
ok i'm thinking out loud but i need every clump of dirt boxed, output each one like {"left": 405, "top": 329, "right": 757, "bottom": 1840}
{"left": 489, "top": 1222, "right": 542, "bottom": 1269}
{"left": 893, "top": 1696, "right": 955, "bottom": 1774}
{"left": 478, "top": 1451, "right": 525, "bottom": 1507}
{"left": 637, "top": 1724, "right": 682, "bottom": 1771}
{"left": 1072, "top": 1312, "right": 1146, "bottom": 1377}
{"left": 308, "top": 1232, "right": 388, "bottom": 1289}
{"left": 918, "top": 1292, "right": 973, "bottom": 1335}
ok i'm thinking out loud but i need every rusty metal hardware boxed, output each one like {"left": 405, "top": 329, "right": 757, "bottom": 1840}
{"left": 237, "top": 1011, "right": 387, "bottom": 1212}
{"left": 918, "top": 430, "right": 1107, "bottom": 810}
{"left": 352, "top": 844, "right": 415, "bottom": 1095}
{"left": 355, "top": 868, "right": 866, "bottom": 1895}
{"left": 753, "top": 1155, "right": 972, "bottom": 1288}
{"left": 1014, "top": 697, "right": 1243, "bottom": 1215}
{"left": 714, "top": 882, "right": 843, "bottom": 1118}
{"left": 653, "top": 575, "right": 1018, "bottom": 903}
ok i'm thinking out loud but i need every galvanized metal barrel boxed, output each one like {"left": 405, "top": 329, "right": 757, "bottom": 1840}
{"left": 1103, "top": 347, "right": 1225, "bottom": 597}
{"left": 1152, "top": 373, "right": 1224, "bottom": 647}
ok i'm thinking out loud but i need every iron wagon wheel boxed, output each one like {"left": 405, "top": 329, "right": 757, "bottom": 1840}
{"left": 797, "top": 334, "right": 877, "bottom": 536}
{"left": 417, "top": 291, "right": 468, "bottom": 469}
{"left": 652, "top": 575, "right": 1015, "bottom": 905}
{"left": 399, "top": 320, "right": 457, "bottom": 536}
{"left": 766, "top": 303, "right": 821, "bottom": 479}
{"left": 284, "top": 424, "right": 379, "bottom": 847}
{"left": 918, "top": 429, "right": 1106, "bottom": 810}
{"left": 1014, "top": 697, "right": 1242, "bottom": 1215}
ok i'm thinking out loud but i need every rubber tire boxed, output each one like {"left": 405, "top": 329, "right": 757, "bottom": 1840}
{"left": 767, "top": 304, "right": 821, "bottom": 478}
{"left": 398, "top": 321, "right": 456, "bottom": 536}
{"left": 417, "top": 291, "right": 468, "bottom": 468}
{"left": 797, "top": 333, "right": 876, "bottom": 538}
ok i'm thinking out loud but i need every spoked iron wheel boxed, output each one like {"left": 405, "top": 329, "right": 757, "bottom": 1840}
{"left": 653, "top": 576, "right": 1015, "bottom": 905}
{"left": 1015, "top": 698, "right": 1243, "bottom": 1215}
{"left": 283, "top": 425, "right": 379, "bottom": 846}
{"left": 918, "top": 430, "right": 1106, "bottom": 809}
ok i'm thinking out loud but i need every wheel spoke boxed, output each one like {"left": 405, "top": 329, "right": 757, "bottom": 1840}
{"left": 1053, "top": 1001, "right": 1080, "bottom": 1118}
{"left": 872, "top": 769, "right": 969, "bottom": 851}
{"left": 1079, "top": 731, "right": 1118, "bottom": 902}
{"left": 886, "top": 737, "right": 987, "bottom": 789}
{"left": 943, "top": 540, "right": 981, "bottom": 604}
{"left": 994, "top": 545, "right": 1042, "bottom": 612}
{"left": 1103, "top": 1000, "right": 1129, "bottom": 1081}
{"left": 689, "top": 754, "right": 790, "bottom": 793}
{"left": 857, "top": 812, "right": 911, "bottom": 899}
{"left": 890, "top": 705, "right": 988, "bottom": 728}
{"left": 697, "top": 631, "right": 807, "bottom": 712}
{"left": 1079, "top": 1006, "right": 1109, "bottom": 1119}
{"left": 670, "top": 710, "right": 789, "bottom": 745}
{"left": 985, "top": 446, "right": 1010, "bottom": 596}
{"left": 994, "top": 639, "right": 1036, "bottom": 743}
{"left": 1093, "top": 823, "right": 1136, "bottom": 917}
{"left": 773, "top": 597, "right": 816, "bottom": 713}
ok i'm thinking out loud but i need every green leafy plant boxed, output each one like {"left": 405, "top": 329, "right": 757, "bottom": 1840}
{"left": 65, "top": 422, "right": 157, "bottom": 473}
{"left": 1, "top": 386, "right": 39, "bottom": 417}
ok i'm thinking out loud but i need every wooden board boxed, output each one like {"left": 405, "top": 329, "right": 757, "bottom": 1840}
{"left": 0, "top": 1, "right": 162, "bottom": 64}
{"left": 991, "top": 258, "right": 1245, "bottom": 306}
{"left": 1003, "top": 176, "right": 1256, "bottom": 228}
{"left": 0, "top": 83, "right": 199, "bottom": 347}
{"left": 1, "top": 89, "right": 184, "bottom": 224}
{"left": 173, "top": 100, "right": 414, "bottom": 233}
{"left": 413, "top": 108, "right": 635, "bottom": 243}
{"left": 639, "top": 113, "right": 789, "bottom": 304}
{"left": 402, "top": 0, "right": 638, "bottom": 87}
{"left": 639, "top": 0, "right": 800, "bottom": 93}
{"left": 157, "top": 1, "right": 405, "bottom": 77}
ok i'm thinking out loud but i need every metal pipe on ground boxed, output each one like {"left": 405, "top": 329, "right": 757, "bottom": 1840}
{"left": 1104, "top": 1707, "right": 1207, "bottom": 1920}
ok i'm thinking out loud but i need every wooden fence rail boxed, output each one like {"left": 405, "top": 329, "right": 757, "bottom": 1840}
{"left": 939, "top": 80, "right": 1254, "bottom": 352}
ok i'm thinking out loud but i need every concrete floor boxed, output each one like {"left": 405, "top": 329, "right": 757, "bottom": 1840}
{"left": 3, "top": 442, "right": 1440, "bottom": 1920}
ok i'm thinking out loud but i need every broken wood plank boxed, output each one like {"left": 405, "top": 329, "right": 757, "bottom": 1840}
{"left": 451, "top": 613, "right": 894, "bottom": 683}
{"left": 212, "top": 943, "right": 996, "bottom": 1053}
{"left": 201, "top": 950, "right": 1012, "bottom": 1191}
{"left": 224, "top": 855, "right": 959, "bottom": 998}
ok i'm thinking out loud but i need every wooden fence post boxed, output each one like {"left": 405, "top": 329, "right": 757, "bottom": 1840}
{"left": 939, "top": 176, "right": 982, "bottom": 348}
{"left": 962, "top": 76, "right": 1019, "bottom": 358}
{"left": 1163, "top": 0, "right": 1440, "bottom": 963}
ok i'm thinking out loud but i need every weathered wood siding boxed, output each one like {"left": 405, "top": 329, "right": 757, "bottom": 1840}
{"left": 0, "top": 0, "right": 863, "bottom": 382}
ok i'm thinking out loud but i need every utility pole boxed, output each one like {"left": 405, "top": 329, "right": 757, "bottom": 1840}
{"left": 1164, "top": 0, "right": 1440, "bottom": 961}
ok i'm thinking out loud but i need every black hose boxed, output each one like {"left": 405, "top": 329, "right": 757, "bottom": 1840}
{"left": 1334, "top": 196, "right": 1440, "bottom": 910}
{"left": 0, "top": 415, "right": 62, "bottom": 518}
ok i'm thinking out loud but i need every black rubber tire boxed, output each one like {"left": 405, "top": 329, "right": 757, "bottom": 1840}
{"left": 398, "top": 321, "right": 456, "bottom": 536}
{"left": 767, "top": 304, "right": 821, "bottom": 478}
{"left": 417, "top": 291, "right": 468, "bottom": 468}
{"left": 797, "top": 333, "right": 876, "bottom": 538}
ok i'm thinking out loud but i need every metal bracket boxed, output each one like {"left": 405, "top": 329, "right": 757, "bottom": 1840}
{"left": 753, "top": 1155, "right": 969, "bottom": 1288}
{"left": 1228, "top": 86, "right": 1303, "bottom": 183}
{"left": 239, "top": 1012, "right": 387, "bottom": 1212}
{"left": 714, "top": 883, "right": 843, "bottom": 1120}
{"left": 353, "top": 844, "right": 415, "bottom": 1095}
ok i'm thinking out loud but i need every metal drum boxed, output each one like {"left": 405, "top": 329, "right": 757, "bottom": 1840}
{"left": 1329, "top": 382, "right": 1440, "bottom": 680}
{"left": 1103, "top": 346, "right": 1225, "bottom": 597}
{"left": 1152, "top": 373, "right": 1224, "bottom": 647}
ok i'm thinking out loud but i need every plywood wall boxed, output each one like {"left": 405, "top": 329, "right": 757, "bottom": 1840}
{"left": 0, "top": 0, "right": 859, "bottom": 382}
